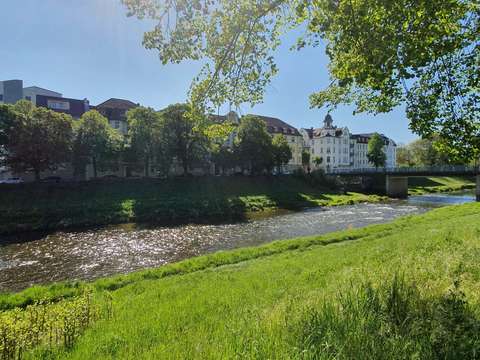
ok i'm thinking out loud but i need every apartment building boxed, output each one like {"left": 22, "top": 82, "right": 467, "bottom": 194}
{"left": 94, "top": 98, "right": 139, "bottom": 135}
{"left": 301, "top": 114, "right": 397, "bottom": 170}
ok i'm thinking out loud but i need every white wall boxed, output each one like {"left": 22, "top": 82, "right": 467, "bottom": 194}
{"left": 23, "top": 87, "right": 62, "bottom": 105}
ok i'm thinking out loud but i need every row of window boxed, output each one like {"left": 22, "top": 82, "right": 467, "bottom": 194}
{"left": 47, "top": 99, "right": 70, "bottom": 110}
{"left": 318, "top": 138, "right": 349, "bottom": 145}
{"left": 312, "top": 147, "right": 349, "bottom": 155}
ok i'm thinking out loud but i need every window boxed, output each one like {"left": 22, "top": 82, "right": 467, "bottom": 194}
{"left": 113, "top": 120, "right": 120, "bottom": 129}
{"left": 47, "top": 99, "right": 70, "bottom": 110}
{"left": 0, "top": 94, "right": 3, "bottom": 101}
{"left": 327, "top": 156, "right": 330, "bottom": 163}
{"left": 326, "top": 148, "right": 331, "bottom": 154}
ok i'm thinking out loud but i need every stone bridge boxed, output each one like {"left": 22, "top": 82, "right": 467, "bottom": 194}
{"left": 326, "top": 166, "right": 479, "bottom": 201}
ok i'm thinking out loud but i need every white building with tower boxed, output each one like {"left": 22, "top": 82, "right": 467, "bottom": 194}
{"left": 300, "top": 114, "right": 397, "bottom": 170}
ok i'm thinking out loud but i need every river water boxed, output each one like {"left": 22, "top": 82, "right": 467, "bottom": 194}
{"left": 0, "top": 191, "right": 475, "bottom": 292}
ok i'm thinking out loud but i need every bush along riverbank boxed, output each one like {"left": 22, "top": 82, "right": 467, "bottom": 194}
{"left": 408, "top": 176, "right": 476, "bottom": 195}
{"left": 1, "top": 202, "right": 479, "bottom": 358}
{"left": 0, "top": 176, "right": 384, "bottom": 235}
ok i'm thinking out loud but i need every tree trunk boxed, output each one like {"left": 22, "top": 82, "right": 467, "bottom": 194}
{"left": 182, "top": 160, "right": 188, "bottom": 176}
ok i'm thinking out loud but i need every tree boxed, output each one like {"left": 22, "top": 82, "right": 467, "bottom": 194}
{"left": 272, "top": 134, "right": 292, "bottom": 173}
{"left": 396, "top": 146, "right": 414, "bottom": 167}
{"left": 126, "top": 106, "right": 162, "bottom": 177}
{"left": 313, "top": 156, "right": 323, "bottom": 167}
{"left": 398, "top": 137, "right": 453, "bottom": 167}
{"left": 73, "top": 110, "right": 122, "bottom": 179}
{"left": 212, "top": 146, "right": 237, "bottom": 175}
{"left": 367, "top": 133, "right": 387, "bottom": 169}
{"left": 160, "top": 104, "right": 209, "bottom": 175}
{"left": 234, "top": 115, "right": 274, "bottom": 175}
{"left": 6, "top": 101, "right": 73, "bottom": 181}
{"left": 0, "top": 105, "right": 17, "bottom": 158}
{"left": 302, "top": 150, "right": 311, "bottom": 169}
{"left": 123, "top": 0, "right": 479, "bottom": 161}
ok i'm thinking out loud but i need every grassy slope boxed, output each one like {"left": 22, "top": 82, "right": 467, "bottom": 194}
{"left": 14, "top": 202, "right": 480, "bottom": 359}
{"left": 409, "top": 176, "right": 475, "bottom": 195}
{"left": 0, "top": 176, "right": 382, "bottom": 235}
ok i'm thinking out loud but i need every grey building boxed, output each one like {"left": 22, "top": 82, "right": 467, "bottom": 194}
{"left": 0, "top": 80, "right": 24, "bottom": 104}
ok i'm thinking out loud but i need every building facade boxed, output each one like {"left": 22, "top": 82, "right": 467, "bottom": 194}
{"left": 253, "top": 115, "right": 304, "bottom": 167}
{"left": 300, "top": 114, "right": 352, "bottom": 170}
{"left": 23, "top": 86, "right": 62, "bottom": 105}
{"left": 301, "top": 115, "right": 397, "bottom": 170}
{"left": 36, "top": 94, "right": 90, "bottom": 119}
{"left": 94, "top": 98, "right": 138, "bottom": 135}
{"left": 350, "top": 134, "right": 397, "bottom": 168}
{"left": 0, "top": 80, "right": 24, "bottom": 104}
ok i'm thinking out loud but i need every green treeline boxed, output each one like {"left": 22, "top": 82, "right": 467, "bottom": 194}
{"left": 0, "top": 102, "right": 295, "bottom": 180}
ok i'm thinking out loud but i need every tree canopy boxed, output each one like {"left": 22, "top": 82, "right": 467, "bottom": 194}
{"left": 234, "top": 115, "right": 274, "bottom": 174}
{"left": 160, "top": 103, "right": 210, "bottom": 175}
{"left": 5, "top": 101, "right": 73, "bottom": 180}
{"left": 367, "top": 133, "right": 387, "bottom": 168}
{"left": 73, "top": 110, "right": 122, "bottom": 179}
{"left": 272, "top": 134, "right": 293, "bottom": 171}
{"left": 122, "top": 0, "right": 479, "bottom": 161}
{"left": 126, "top": 106, "right": 162, "bottom": 177}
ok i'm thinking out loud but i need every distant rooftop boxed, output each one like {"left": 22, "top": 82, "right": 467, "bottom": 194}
{"left": 248, "top": 114, "right": 301, "bottom": 136}
{"left": 96, "top": 98, "right": 138, "bottom": 109}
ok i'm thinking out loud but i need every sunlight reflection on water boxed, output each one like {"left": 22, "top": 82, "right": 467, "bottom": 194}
{"left": 0, "top": 191, "right": 474, "bottom": 292}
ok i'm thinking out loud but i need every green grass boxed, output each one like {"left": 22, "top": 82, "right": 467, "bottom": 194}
{"left": 0, "top": 176, "right": 383, "bottom": 235}
{"left": 408, "top": 176, "right": 476, "bottom": 195}
{"left": 2, "top": 202, "right": 480, "bottom": 358}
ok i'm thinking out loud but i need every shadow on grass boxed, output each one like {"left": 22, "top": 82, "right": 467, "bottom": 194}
{"left": 0, "top": 176, "right": 332, "bottom": 238}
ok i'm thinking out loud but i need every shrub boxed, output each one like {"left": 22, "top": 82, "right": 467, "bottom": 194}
{"left": 0, "top": 289, "right": 112, "bottom": 359}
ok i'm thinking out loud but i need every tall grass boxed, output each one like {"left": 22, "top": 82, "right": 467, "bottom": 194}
{"left": 297, "top": 276, "right": 480, "bottom": 359}
{"left": 0, "top": 290, "right": 111, "bottom": 359}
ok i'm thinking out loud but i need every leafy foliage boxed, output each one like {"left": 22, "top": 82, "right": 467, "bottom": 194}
{"left": 126, "top": 106, "right": 162, "bottom": 177}
{"left": 122, "top": 0, "right": 479, "bottom": 160}
{"left": 73, "top": 110, "right": 122, "bottom": 179}
{"left": 313, "top": 156, "right": 323, "bottom": 167}
{"left": 234, "top": 115, "right": 275, "bottom": 174}
{"left": 272, "top": 134, "right": 292, "bottom": 171}
{"left": 396, "top": 137, "right": 453, "bottom": 167}
{"left": 160, "top": 103, "right": 210, "bottom": 175}
{"left": 301, "top": 150, "right": 310, "bottom": 167}
{"left": 367, "top": 133, "right": 387, "bottom": 168}
{"left": 5, "top": 101, "right": 73, "bottom": 181}
{"left": 0, "top": 289, "right": 111, "bottom": 359}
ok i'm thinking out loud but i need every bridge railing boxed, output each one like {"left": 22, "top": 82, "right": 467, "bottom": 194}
{"left": 326, "top": 165, "right": 478, "bottom": 175}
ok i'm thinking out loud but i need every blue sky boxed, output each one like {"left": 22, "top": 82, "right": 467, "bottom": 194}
{"left": 0, "top": 0, "right": 416, "bottom": 144}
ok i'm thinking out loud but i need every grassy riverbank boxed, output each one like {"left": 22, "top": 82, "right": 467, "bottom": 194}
{"left": 409, "top": 176, "right": 475, "bottom": 195}
{"left": 1, "top": 202, "right": 480, "bottom": 358}
{"left": 0, "top": 176, "right": 383, "bottom": 235}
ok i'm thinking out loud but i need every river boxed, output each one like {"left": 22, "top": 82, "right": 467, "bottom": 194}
{"left": 0, "top": 191, "right": 475, "bottom": 292}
